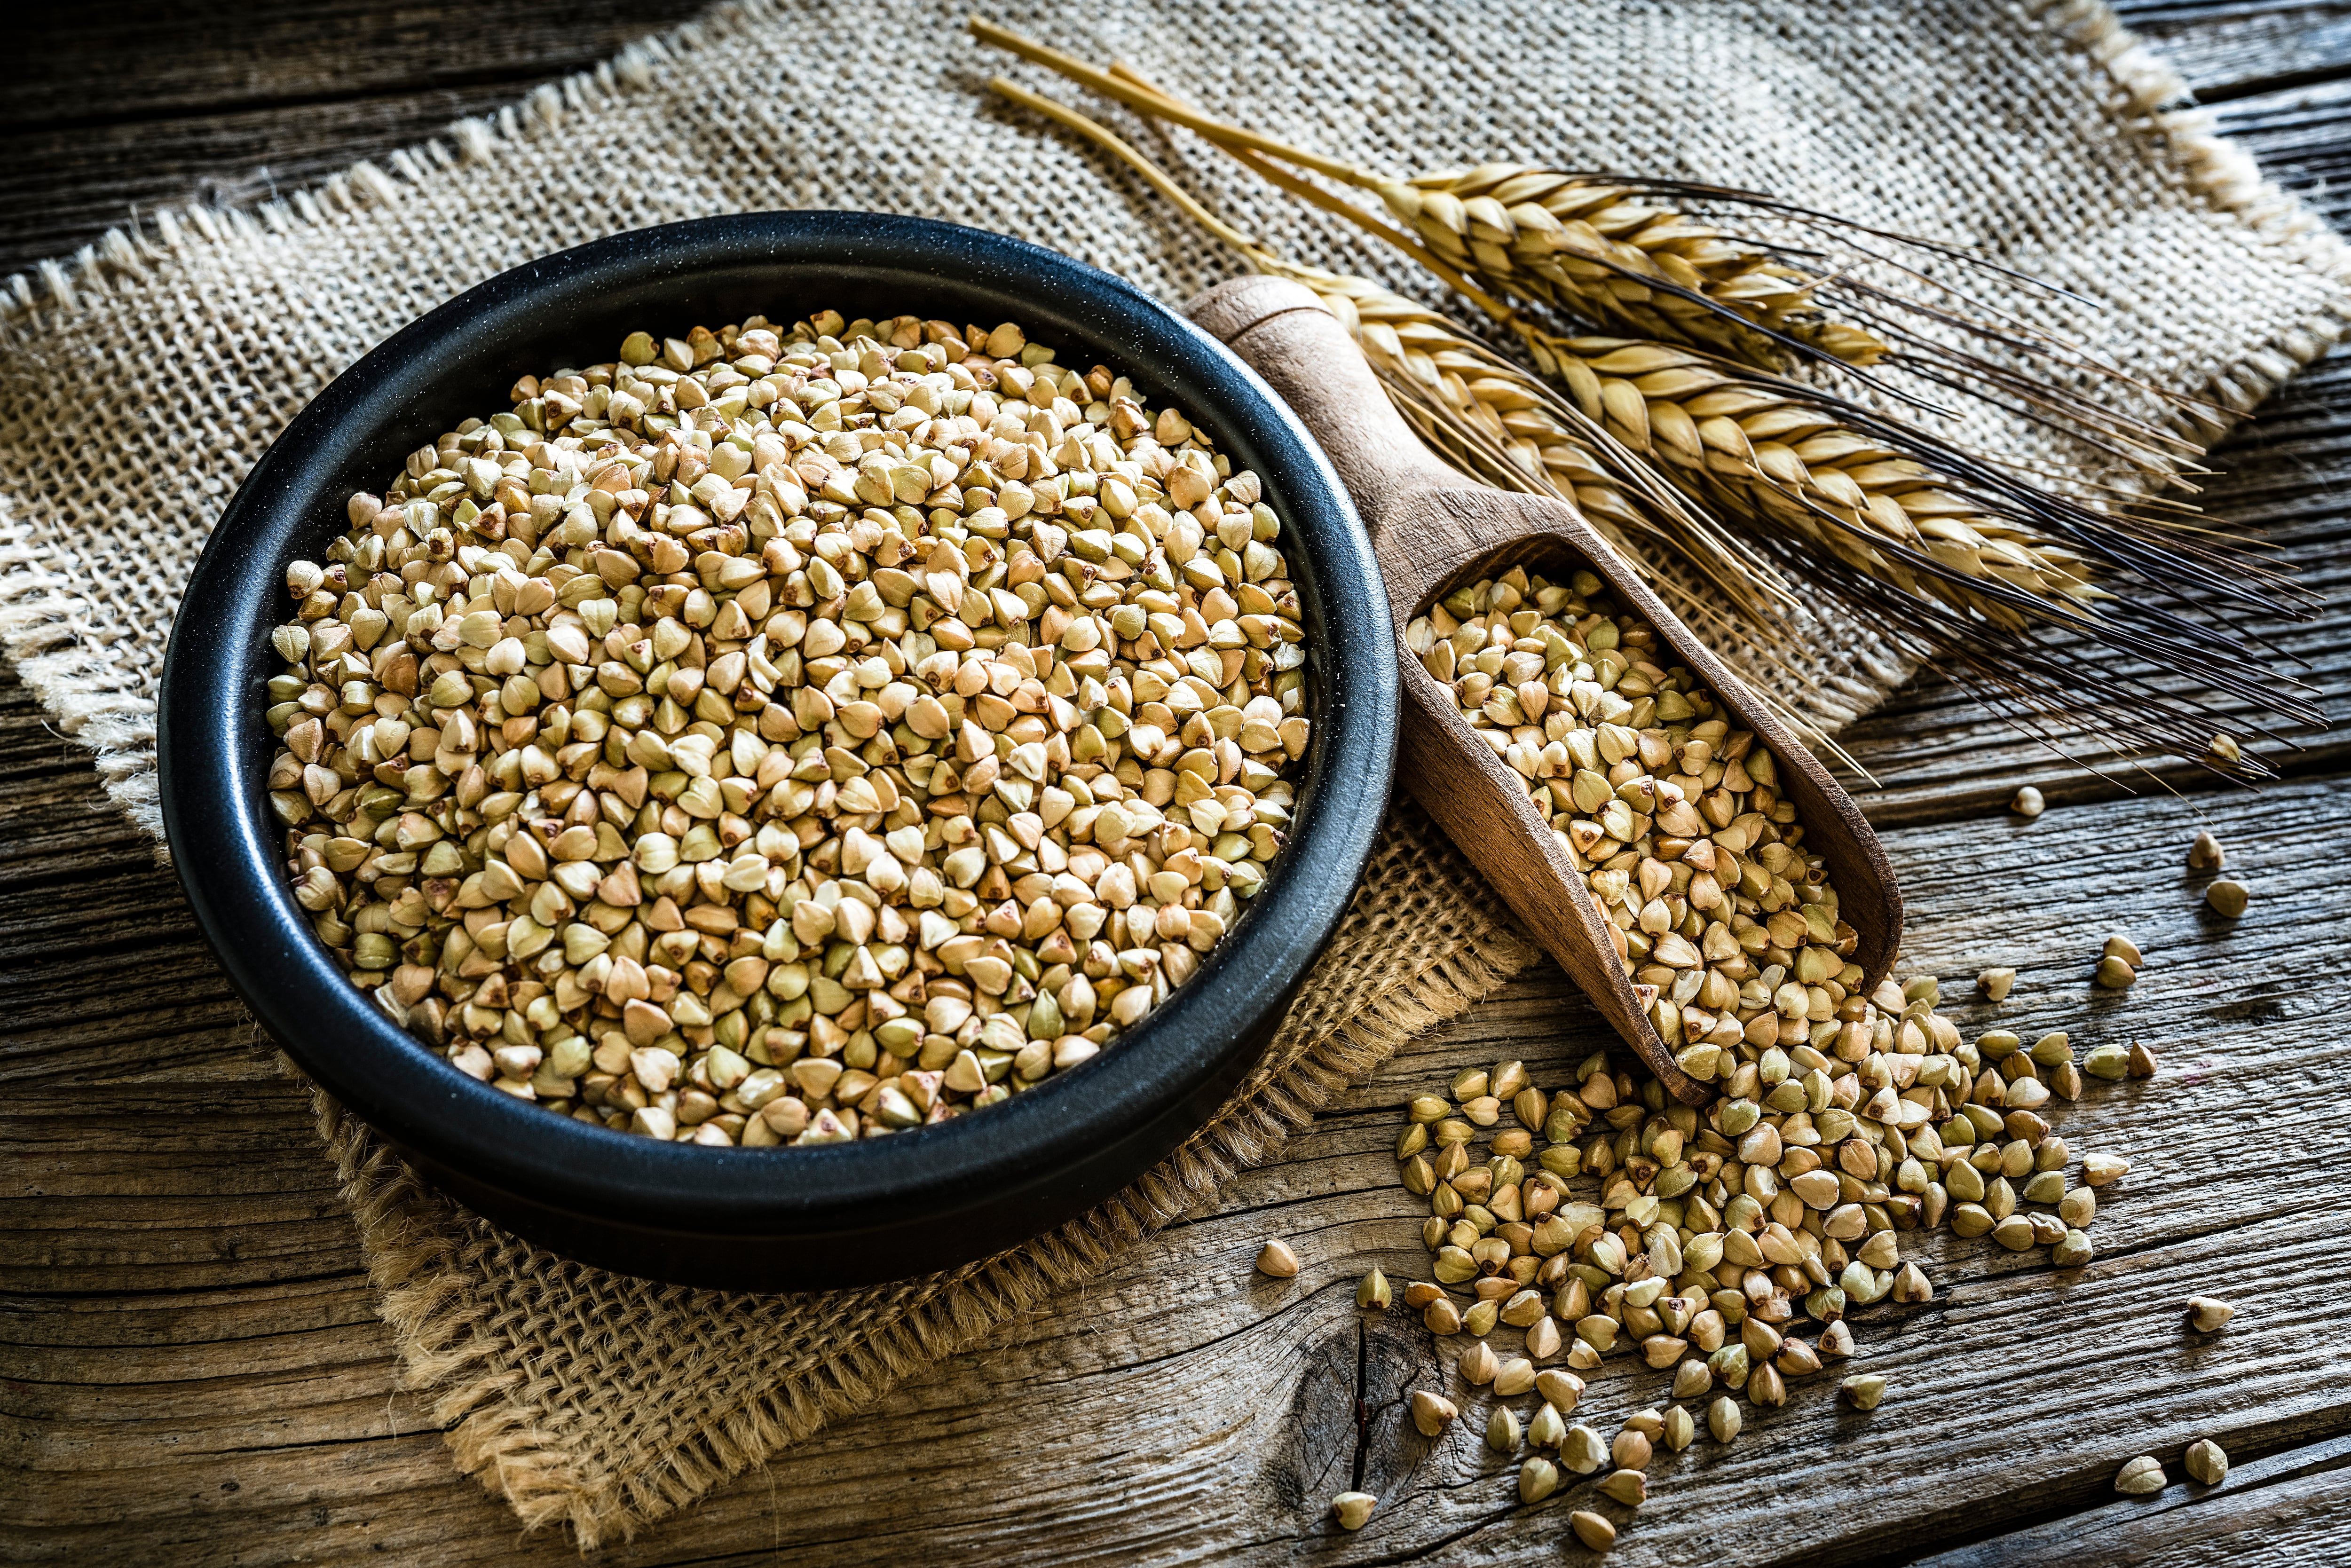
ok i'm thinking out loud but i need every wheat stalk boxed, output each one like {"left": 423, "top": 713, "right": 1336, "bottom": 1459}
{"left": 1530, "top": 333, "right": 2095, "bottom": 625}
{"left": 978, "top": 55, "right": 2319, "bottom": 776}
{"left": 970, "top": 21, "right": 1868, "bottom": 368}
{"left": 972, "top": 18, "right": 2207, "bottom": 483}
{"left": 1283, "top": 265, "right": 1788, "bottom": 599}
{"left": 1372, "top": 165, "right": 1887, "bottom": 369}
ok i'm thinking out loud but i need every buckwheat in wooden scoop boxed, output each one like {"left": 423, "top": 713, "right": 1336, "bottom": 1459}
{"left": 1408, "top": 567, "right": 1862, "bottom": 1089}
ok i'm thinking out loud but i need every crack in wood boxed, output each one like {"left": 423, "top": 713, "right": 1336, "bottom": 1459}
{"left": 1350, "top": 1316, "right": 1371, "bottom": 1494}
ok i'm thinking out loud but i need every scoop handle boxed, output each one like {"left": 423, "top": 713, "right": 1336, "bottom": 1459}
{"left": 1188, "top": 276, "right": 1712, "bottom": 1103}
{"left": 1185, "top": 276, "right": 1469, "bottom": 536}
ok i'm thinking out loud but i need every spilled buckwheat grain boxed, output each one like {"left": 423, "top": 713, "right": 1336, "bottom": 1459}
{"left": 1382, "top": 966, "right": 2150, "bottom": 1549}
{"left": 266, "top": 310, "right": 1311, "bottom": 1145}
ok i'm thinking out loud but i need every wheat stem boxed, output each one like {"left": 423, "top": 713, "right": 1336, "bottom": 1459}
{"left": 979, "top": 17, "right": 2217, "bottom": 481}
{"left": 977, "top": 19, "right": 1879, "bottom": 367}
{"left": 973, "top": 20, "right": 1363, "bottom": 181}
{"left": 981, "top": 60, "right": 2315, "bottom": 777}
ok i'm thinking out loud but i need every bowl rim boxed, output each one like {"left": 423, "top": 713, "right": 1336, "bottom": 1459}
{"left": 155, "top": 209, "right": 1397, "bottom": 1247}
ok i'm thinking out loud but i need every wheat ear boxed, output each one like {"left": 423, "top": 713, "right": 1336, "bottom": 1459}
{"left": 980, "top": 56, "right": 2318, "bottom": 776}
{"left": 972, "top": 18, "right": 2207, "bottom": 483}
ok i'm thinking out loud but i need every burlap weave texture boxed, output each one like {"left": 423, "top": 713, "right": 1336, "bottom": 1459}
{"left": 2, "top": 0, "right": 2345, "bottom": 836}
{"left": 1, "top": 0, "right": 2345, "bottom": 1547}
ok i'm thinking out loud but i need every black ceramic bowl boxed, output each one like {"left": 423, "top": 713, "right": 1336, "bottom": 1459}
{"left": 157, "top": 211, "right": 1396, "bottom": 1291}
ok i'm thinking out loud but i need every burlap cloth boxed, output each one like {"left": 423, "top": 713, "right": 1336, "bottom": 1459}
{"left": 2, "top": 0, "right": 2344, "bottom": 1546}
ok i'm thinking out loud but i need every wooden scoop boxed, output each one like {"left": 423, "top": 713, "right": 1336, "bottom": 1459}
{"left": 1188, "top": 276, "right": 1902, "bottom": 1104}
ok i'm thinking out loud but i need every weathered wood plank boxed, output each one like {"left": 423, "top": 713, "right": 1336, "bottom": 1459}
{"left": 0, "top": 0, "right": 707, "bottom": 278}
{"left": 2208, "top": 75, "right": 2351, "bottom": 230}
{"left": 2121, "top": 1, "right": 2351, "bottom": 99}
{"left": 1835, "top": 343, "right": 2351, "bottom": 821}
{"left": 2, "top": 670, "right": 2342, "bottom": 1562}
{"left": 0, "top": 90, "right": 532, "bottom": 283}
{"left": 1915, "top": 1431, "right": 2351, "bottom": 1568}
{"left": 2, "top": 1, "right": 710, "bottom": 127}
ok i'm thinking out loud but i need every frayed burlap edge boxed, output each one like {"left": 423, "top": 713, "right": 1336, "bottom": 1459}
{"left": 0, "top": 492, "right": 165, "bottom": 850}
{"left": 304, "top": 869, "right": 1536, "bottom": 1547}
{"left": 2018, "top": 0, "right": 2351, "bottom": 433}
{"left": 2, "top": 0, "right": 2350, "bottom": 843}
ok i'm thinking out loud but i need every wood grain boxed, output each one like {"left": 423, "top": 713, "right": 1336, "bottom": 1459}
{"left": 1915, "top": 1433, "right": 2351, "bottom": 1567}
{"left": 6, "top": 4, "right": 2350, "bottom": 1565}
{"left": 5, "top": 630, "right": 2343, "bottom": 1563}
{"left": 0, "top": 0, "right": 707, "bottom": 279}
{"left": 1, "top": 1, "right": 710, "bottom": 126}
{"left": 2121, "top": 1, "right": 2351, "bottom": 100}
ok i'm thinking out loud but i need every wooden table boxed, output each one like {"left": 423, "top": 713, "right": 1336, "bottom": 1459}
{"left": 6, "top": 5, "right": 2347, "bottom": 1562}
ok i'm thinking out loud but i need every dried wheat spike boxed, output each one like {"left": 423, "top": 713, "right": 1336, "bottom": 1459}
{"left": 1377, "top": 166, "right": 1886, "bottom": 369}
{"left": 1261, "top": 261, "right": 1806, "bottom": 628}
{"left": 1520, "top": 332, "right": 2096, "bottom": 626}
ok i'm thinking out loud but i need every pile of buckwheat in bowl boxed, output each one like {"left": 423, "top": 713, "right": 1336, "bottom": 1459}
{"left": 264, "top": 310, "right": 1312, "bottom": 1148}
